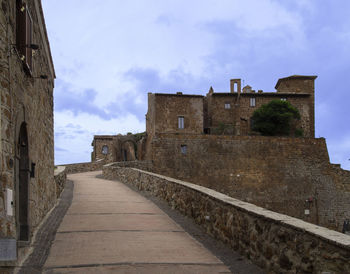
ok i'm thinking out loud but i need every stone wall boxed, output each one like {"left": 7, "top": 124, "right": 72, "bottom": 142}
{"left": 104, "top": 160, "right": 153, "bottom": 172}
{"left": 148, "top": 134, "right": 350, "bottom": 231}
{"left": 102, "top": 166, "right": 350, "bottom": 274}
{"left": 275, "top": 76, "right": 315, "bottom": 137}
{"left": 91, "top": 135, "right": 140, "bottom": 163}
{"left": 207, "top": 92, "right": 312, "bottom": 137}
{"left": 147, "top": 93, "right": 204, "bottom": 135}
{"left": 121, "top": 140, "right": 136, "bottom": 161}
{"left": 61, "top": 160, "right": 106, "bottom": 174}
{"left": 91, "top": 136, "right": 115, "bottom": 162}
{"left": 276, "top": 76, "right": 316, "bottom": 94}
{"left": 0, "top": 0, "right": 56, "bottom": 251}
{"left": 146, "top": 76, "right": 315, "bottom": 138}
{"left": 54, "top": 166, "right": 66, "bottom": 198}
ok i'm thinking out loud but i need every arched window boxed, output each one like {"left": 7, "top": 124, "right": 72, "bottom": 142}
{"left": 102, "top": 145, "right": 108, "bottom": 155}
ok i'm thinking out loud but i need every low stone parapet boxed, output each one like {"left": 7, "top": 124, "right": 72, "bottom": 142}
{"left": 102, "top": 165, "right": 350, "bottom": 273}
{"left": 54, "top": 166, "right": 67, "bottom": 198}
{"left": 60, "top": 159, "right": 106, "bottom": 174}
{"left": 103, "top": 160, "right": 153, "bottom": 171}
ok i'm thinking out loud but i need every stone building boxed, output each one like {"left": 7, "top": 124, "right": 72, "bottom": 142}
{"left": 0, "top": 0, "right": 56, "bottom": 265}
{"left": 91, "top": 134, "right": 137, "bottom": 163}
{"left": 143, "top": 75, "right": 350, "bottom": 232}
{"left": 146, "top": 93, "right": 204, "bottom": 136}
{"left": 146, "top": 75, "right": 316, "bottom": 138}
{"left": 92, "top": 75, "right": 349, "bottom": 232}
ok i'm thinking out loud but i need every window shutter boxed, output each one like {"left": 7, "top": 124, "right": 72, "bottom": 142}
{"left": 16, "top": 0, "right": 26, "bottom": 60}
{"left": 16, "top": 0, "right": 33, "bottom": 73}
{"left": 25, "top": 7, "right": 33, "bottom": 71}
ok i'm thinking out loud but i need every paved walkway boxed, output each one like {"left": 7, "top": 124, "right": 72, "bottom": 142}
{"left": 43, "top": 171, "right": 231, "bottom": 273}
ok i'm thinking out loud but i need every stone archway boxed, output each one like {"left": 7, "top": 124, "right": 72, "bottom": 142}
{"left": 120, "top": 139, "right": 137, "bottom": 161}
{"left": 17, "top": 122, "right": 30, "bottom": 241}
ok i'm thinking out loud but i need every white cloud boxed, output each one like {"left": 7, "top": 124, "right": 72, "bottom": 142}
{"left": 43, "top": 0, "right": 306, "bottom": 107}
{"left": 41, "top": 0, "right": 350, "bottom": 169}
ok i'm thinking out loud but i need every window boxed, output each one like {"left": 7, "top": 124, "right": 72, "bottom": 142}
{"left": 281, "top": 98, "right": 287, "bottom": 101}
{"left": 181, "top": 145, "right": 187, "bottom": 154}
{"left": 16, "top": 0, "right": 33, "bottom": 73}
{"left": 102, "top": 145, "right": 108, "bottom": 155}
{"left": 178, "top": 116, "right": 184, "bottom": 129}
{"left": 224, "top": 103, "right": 231, "bottom": 109}
{"left": 250, "top": 97, "right": 256, "bottom": 107}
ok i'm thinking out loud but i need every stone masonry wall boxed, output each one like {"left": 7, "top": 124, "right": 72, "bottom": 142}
{"left": 102, "top": 166, "right": 350, "bottom": 273}
{"left": 0, "top": 0, "right": 56, "bottom": 245}
{"left": 54, "top": 166, "right": 66, "bottom": 198}
{"left": 149, "top": 134, "right": 350, "bottom": 232}
{"left": 239, "top": 94, "right": 311, "bottom": 137}
{"left": 208, "top": 93, "right": 312, "bottom": 137}
{"left": 206, "top": 93, "right": 238, "bottom": 131}
{"left": 153, "top": 94, "right": 204, "bottom": 134}
{"left": 276, "top": 77, "right": 315, "bottom": 137}
{"left": 61, "top": 160, "right": 106, "bottom": 174}
{"left": 92, "top": 135, "right": 140, "bottom": 163}
{"left": 104, "top": 160, "right": 153, "bottom": 171}
{"left": 92, "top": 136, "right": 115, "bottom": 162}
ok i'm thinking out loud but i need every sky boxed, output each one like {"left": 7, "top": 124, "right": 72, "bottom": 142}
{"left": 42, "top": 0, "right": 350, "bottom": 170}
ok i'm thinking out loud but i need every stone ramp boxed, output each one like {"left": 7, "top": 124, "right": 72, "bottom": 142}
{"left": 43, "top": 171, "right": 231, "bottom": 273}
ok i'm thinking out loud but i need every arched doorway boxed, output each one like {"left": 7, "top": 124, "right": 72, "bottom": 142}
{"left": 17, "top": 122, "right": 29, "bottom": 241}
{"left": 120, "top": 139, "right": 136, "bottom": 161}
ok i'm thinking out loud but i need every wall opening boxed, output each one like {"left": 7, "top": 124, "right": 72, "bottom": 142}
{"left": 123, "top": 149, "right": 127, "bottom": 161}
{"left": 250, "top": 97, "right": 256, "bottom": 107}
{"left": 178, "top": 116, "right": 184, "bottom": 129}
{"left": 102, "top": 145, "right": 108, "bottom": 155}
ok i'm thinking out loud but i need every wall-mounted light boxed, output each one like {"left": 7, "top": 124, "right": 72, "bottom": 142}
{"left": 26, "top": 44, "right": 39, "bottom": 50}
{"left": 11, "top": 43, "right": 39, "bottom": 50}
{"left": 10, "top": 44, "right": 40, "bottom": 60}
{"left": 33, "top": 75, "right": 48, "bottom": 79}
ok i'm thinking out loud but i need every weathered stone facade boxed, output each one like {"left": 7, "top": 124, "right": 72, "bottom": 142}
{"left": 137, "top": 74, "right": 350, "bottom": 232}
{"left": 91, "top": 135, "right": 115, "bottom": 162}
{"left": 93, "top": 74, "right": 349, "bottom": 233}
{"left": 146, "top": 134, "right": 350, "bottom": 232}
{"left": 54, "top": 166, "right": 66, "bottom": 199}
{"left": 0, "top": 0, "right": 55, "bottom": 265}
{"left": 104, "top": 160, "right": 152, "bottom": 172}
{"left": 146, "top": 75, "right": 315, "bottom": 138}
{"left": 103, "top": 165, "right": 350, "bottom": 273}
{"left": 61, "top": 160, "right": 106, "bottom": 174}
{"left": 146, "top": 93, "right": 204, "bottom": 135}
{"left": 91, "top": 134, "right": 139, "bottom": 163}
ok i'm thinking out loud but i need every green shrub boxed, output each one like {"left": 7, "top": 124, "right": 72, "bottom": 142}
{"left": 251, "top": 100, "right": 301, "bottom": 136}
{"left": 295, "top": 128, "right": 303, "bottom": 137}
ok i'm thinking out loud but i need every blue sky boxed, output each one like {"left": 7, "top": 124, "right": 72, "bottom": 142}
{"left": 42, "top": 0, "right": 350, "bottom": 170}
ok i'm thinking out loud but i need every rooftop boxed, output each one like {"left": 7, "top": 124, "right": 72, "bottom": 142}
{"left": 275, "top": 75, "right": 317, "bottom": 89}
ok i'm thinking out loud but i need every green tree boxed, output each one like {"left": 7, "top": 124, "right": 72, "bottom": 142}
{"left": 251, "top": 100, "right": 301, "bottom": 136}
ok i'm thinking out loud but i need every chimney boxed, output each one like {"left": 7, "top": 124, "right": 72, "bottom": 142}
{"left": 230, "top": 79, "right": 241, "bottom": 94}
